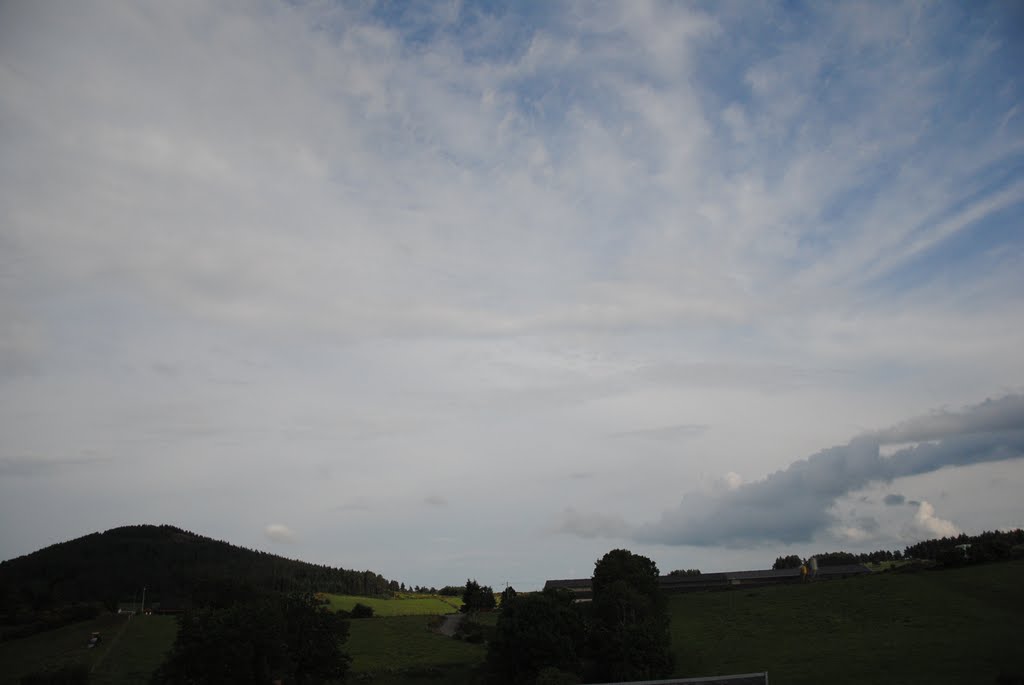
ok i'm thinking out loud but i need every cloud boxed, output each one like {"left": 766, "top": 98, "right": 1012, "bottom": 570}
{"left": 883, "top": 493, "right": 906, "bottom": 506}
{"left": 560, "top": 395, "right": 1024, "bottom": 547}
{"left": 0, "top": 456, "right": 112, "bottom": 477}
{"left": 554, "top": 508, "right": 633, "bottom": 540}
{"left": 263, "top": 524, "right": 296, "bottom": 544}
{"left": 832, "top": 516, "right": 881, "bottom": 543}
{"left": 902, "top": 501, "right": 959, "bottom": 540}
{"left": 715, "top": 472, "right": 743, "bottom": 492}
{"left": 610, "top": 423, "right": 708, "bottom": 441}
{"left": 1, "top": 0, "right": 1022, "bottom": 586}
{"left": 423, "top": 495, "right": 448, "bottom": 508}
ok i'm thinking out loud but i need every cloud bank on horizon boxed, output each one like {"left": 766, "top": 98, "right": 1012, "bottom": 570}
{"left": 1, "top": 1, "right": 1023, "bottom": 586}
{"left": 559, "top": 395, "right": 1024, "bottom": 546}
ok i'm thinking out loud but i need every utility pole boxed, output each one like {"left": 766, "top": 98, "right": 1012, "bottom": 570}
{"left": 140, "top": 586, "right": 147, "bottom": 615}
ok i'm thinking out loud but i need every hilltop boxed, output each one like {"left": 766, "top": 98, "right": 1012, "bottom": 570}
{"left": 0, "top": 524, "right": 394, "bottom": 615}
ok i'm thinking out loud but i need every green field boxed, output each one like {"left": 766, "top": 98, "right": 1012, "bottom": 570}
{"left": 347, "top": 614, "right": 485, "bottom": 669}
{"left": 321, "top": 593, "right": 462, "bottom": 616}
{"left": 0, "top": 614, "right": 178, "bottom": 685}
{"left": 91, "top": 615, "right": 179, "bottom": 684}
{"left": 670, "top": 560, "right": 1024, "bottom": 684}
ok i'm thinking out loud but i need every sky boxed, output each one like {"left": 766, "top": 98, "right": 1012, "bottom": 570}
{"left": 1, "top": 0, "right": 1023, "bottom": 590}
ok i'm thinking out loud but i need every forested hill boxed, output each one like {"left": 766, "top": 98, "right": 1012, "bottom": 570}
{"left": 0, "top": 524, "right": 394, "bottom": 610}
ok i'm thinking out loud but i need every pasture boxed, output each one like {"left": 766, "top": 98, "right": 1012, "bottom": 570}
{"left": 669, "top": 560, "right": 1024, "bottom": 684}
{"left": 0, "top": 614, "right": 177, "bottom": 685}
{"left": 321, "top": 592, "right": 462, "bottom": 616}
{"left": 346, "top": 614, "right": 486, "bottom": 684}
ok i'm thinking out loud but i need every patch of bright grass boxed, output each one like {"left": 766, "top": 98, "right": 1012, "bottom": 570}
{"left": 321, "top": 593, "right": 462, "bottom": 616}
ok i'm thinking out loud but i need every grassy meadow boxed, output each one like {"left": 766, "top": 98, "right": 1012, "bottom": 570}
{"left": 321, "top": 592, "right": 462, "bottom": 616}
{"left": 0, "top": 614, "right": 177, "bottom": 685}
{"left": 669, "top": 560, "right": 1024, "bottom": 684}
{"left": 346, "top": 614, "right": 485, "bottom": 671}
{"left": 90, "top": 615, "right": 179, "bottom": 685}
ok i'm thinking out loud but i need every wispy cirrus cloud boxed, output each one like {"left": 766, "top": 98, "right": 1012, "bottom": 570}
{"left": 1, "top": 1, "right": 1022, "bottom": 585}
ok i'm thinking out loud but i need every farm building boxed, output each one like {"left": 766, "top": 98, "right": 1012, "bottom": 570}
{"left": 544, "top": 564, "right": 870, "bottom": 598}
{"left": 583, "top": 672, "right": 768, "bottom": 684}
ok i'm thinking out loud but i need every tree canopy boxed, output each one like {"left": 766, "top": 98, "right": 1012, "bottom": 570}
{"left": 588, "top": 549, "right": 673, "bottom": 682}
{"left": 153, "top": 592, "right": 350, "bottom": 684}
{"left": 487, "top": 588, "right": 584, "bottom": 684}
{"left": 460, "top": 578, "right": 496, "bottom": 613}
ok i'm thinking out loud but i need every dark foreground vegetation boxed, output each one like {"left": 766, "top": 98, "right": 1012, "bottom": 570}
{"left": 488, "top": 549, "right": 672, "bottom": 684}
{"left": 153, "top": 593, "right": 349, "bottom": 684}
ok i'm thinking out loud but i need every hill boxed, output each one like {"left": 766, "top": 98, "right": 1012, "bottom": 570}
{"left": 0, "top": 524, "right": 395, "bottom": 618}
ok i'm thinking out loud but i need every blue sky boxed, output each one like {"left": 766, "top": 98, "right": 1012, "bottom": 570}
{"left": 1, "top": 1, "right": 1023, "bottom": 588}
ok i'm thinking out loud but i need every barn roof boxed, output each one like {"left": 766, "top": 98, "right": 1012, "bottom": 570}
{"left": 584, "top": 672, "right": 768, "bottom": 685}
{"left": 544, "top": 564, "right": 870, "bottom": 594}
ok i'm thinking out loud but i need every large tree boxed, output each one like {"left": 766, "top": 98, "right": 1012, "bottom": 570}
{"left": 153, "top": 593, "right": 350, "bottom": 684}
{"left": 487, "top": 588, "right": 584, "bottom": 684}
{"left": 588, "top": 549, "right": 673, "bottom": 682}
{"left": 460, "top": 578, "right": 496, "bottom": 613}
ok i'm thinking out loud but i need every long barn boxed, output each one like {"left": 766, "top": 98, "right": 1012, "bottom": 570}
{"left": 544, "top": 564, "right": 870, "bottom": 599}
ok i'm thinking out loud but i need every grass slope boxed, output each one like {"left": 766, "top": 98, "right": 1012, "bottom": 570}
{"left": 670, "top": 560, "right": 1024, "bottom": 684}
{"left": 347, "top": 614, "right": 486, "bottom": 683}
{"left": 0, "top": 614, "right": 177, "bottom": 685}
{"left": 91, "top": 615, "right": 178, "bottom": 684}
{"left": 322, "top": 593, "right": 462, "bottom": 616}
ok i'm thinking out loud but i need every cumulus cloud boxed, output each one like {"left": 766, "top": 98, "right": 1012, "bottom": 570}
{"left": 902, "top": 501, "right": 959, "bottom": 540}
{"left": 560, "top": 395, "right": 1024, "bottom": 547}
{"left": 832, "top": 516, "right": 881, "bottom": 543}
{"left": 264, "top": 524, "right": 296, "bottom": 544}
{"left": 714, "top": 472, "right": 744, "bottom": 492}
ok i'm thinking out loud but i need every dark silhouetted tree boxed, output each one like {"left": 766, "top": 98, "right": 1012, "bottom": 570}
{"left": 772, "top": 554, "right": 802, "bottom": 570}
{"left": 460, "top": 579, "right": 496, "bottom": 613}
{"left": 588, "top": 549, "right": 672, "bottom": 682}
{"left": 500, "top": 585, "right": 517, "bottom": 607}
{"left": 153, "top": 593, "right": 349, "bottom": 684}
{"left": 487, "top": 588, "right": 585, "bottom": 684}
